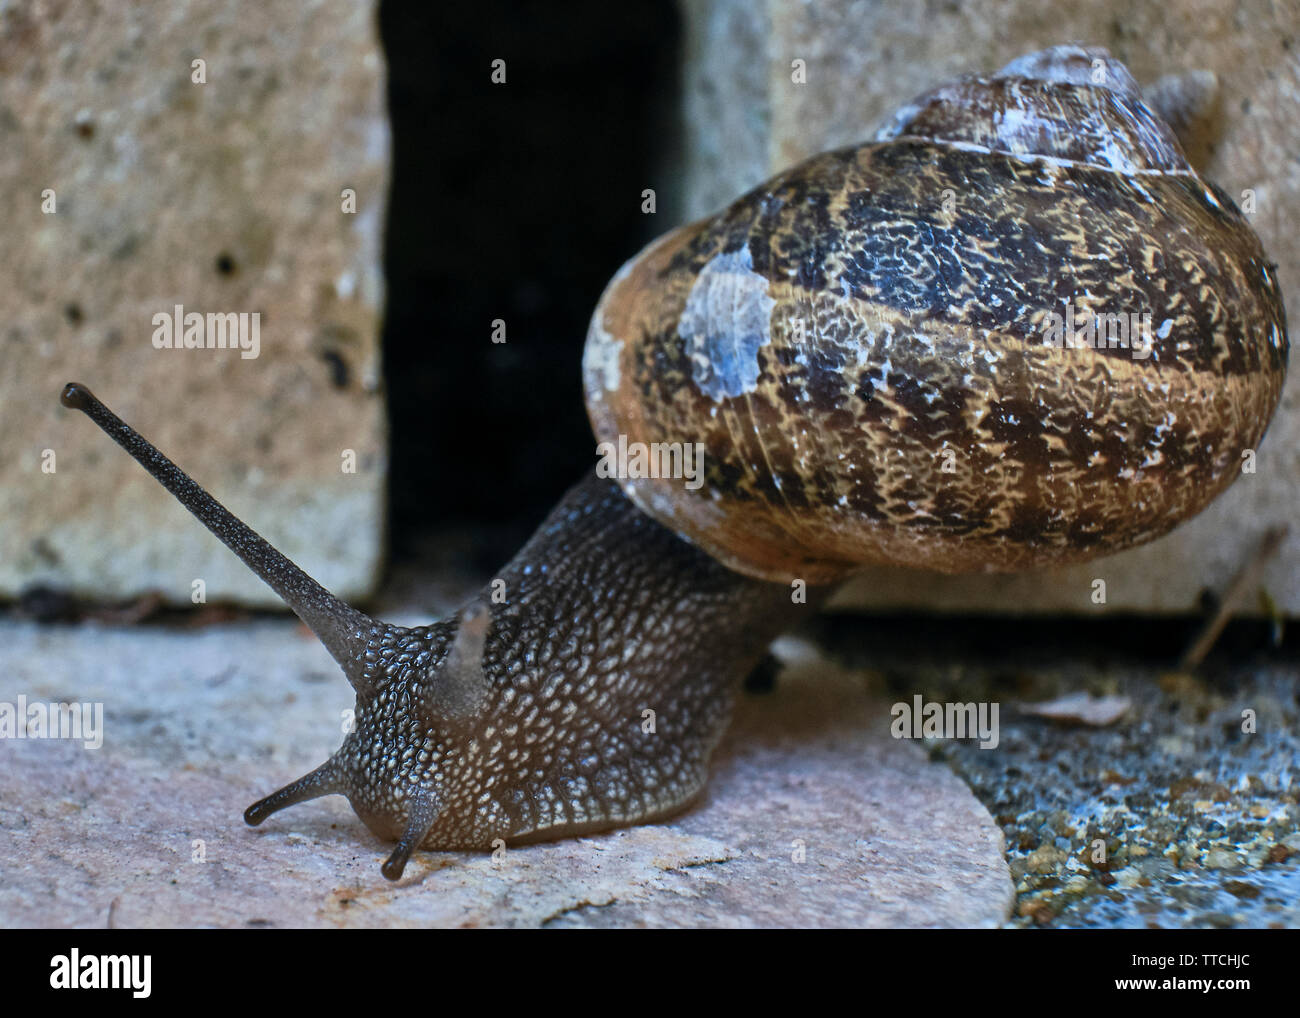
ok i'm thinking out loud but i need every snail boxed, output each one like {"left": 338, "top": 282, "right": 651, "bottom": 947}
{"left": 61, "top": 45, "right": 1287, "bottom": 880}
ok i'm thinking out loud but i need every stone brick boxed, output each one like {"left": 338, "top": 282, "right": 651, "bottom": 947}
{"left": 1, "top": 1, "right": 389, "bottom": 607}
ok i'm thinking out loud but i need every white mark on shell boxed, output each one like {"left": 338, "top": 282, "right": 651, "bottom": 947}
{"left": 583, "top": 314, "right": 623, "bottom": 395}
{"left": 678, "top": 245, "right": 777, "bottom": 401}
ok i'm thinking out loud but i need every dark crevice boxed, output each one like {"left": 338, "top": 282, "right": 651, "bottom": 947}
{"left": 377, "top": 1, "right": 682, "bottom": 568}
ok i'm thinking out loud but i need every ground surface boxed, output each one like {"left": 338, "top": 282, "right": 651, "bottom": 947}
{"left": 815, "top": 615, "right": 1300, "bottom": 929}
{"left": 0, "top": 621, "right": 1010, "bottom": 928}
{"left": 2, "top": 590, "right": 1295, "bottom": 929}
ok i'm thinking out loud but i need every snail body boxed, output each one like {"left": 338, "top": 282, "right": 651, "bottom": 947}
{"left": 61, "top": 384, "right": 802, "bottom": 878}
{"left": 62, "top": 46, "right": 1287, "bottom": 879}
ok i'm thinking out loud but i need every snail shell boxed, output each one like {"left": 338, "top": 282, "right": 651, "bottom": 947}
{"left": 583, "top": 46, "right": 1288, "bottom": 584}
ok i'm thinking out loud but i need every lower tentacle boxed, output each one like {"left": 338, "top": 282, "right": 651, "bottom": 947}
{"left": 244, "top": 762, "right": 346, "bottom": 826}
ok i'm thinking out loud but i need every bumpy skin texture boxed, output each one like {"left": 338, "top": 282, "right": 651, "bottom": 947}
{"left": 328, "top": 474, "right": 802, "bottom": 852}
{"left": 584, "top": 47, "right": 1288, "bottom": 583}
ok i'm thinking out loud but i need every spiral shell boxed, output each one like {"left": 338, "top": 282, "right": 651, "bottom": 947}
{"left": 583, "top": 46, "right": 1289, "bottom": 584}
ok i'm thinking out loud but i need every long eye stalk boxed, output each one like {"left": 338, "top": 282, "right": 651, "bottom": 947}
{"left": 60, "top": 383, "right": 373, "bottom": 682}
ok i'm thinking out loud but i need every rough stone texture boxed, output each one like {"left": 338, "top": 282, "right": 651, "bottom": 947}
{"left": 813, "top": 617, "right": 1300, "bottom": 929}
{"left": 0, "top": 622, "right": 1012, "bottom": 928}
{"left": 679, "top": 0, "right": 1300, "bottom": 614}
{"left": 0, "top": 0, "right": 389, "bottom": 607}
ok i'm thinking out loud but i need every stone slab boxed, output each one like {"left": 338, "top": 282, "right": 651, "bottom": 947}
{"left": 0, "top": 621, "right": 1012, "bottom": 928}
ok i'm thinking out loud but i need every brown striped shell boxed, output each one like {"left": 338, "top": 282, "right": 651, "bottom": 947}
{"left": 582, "top": 46, "right": 1289, "bottom": 585}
